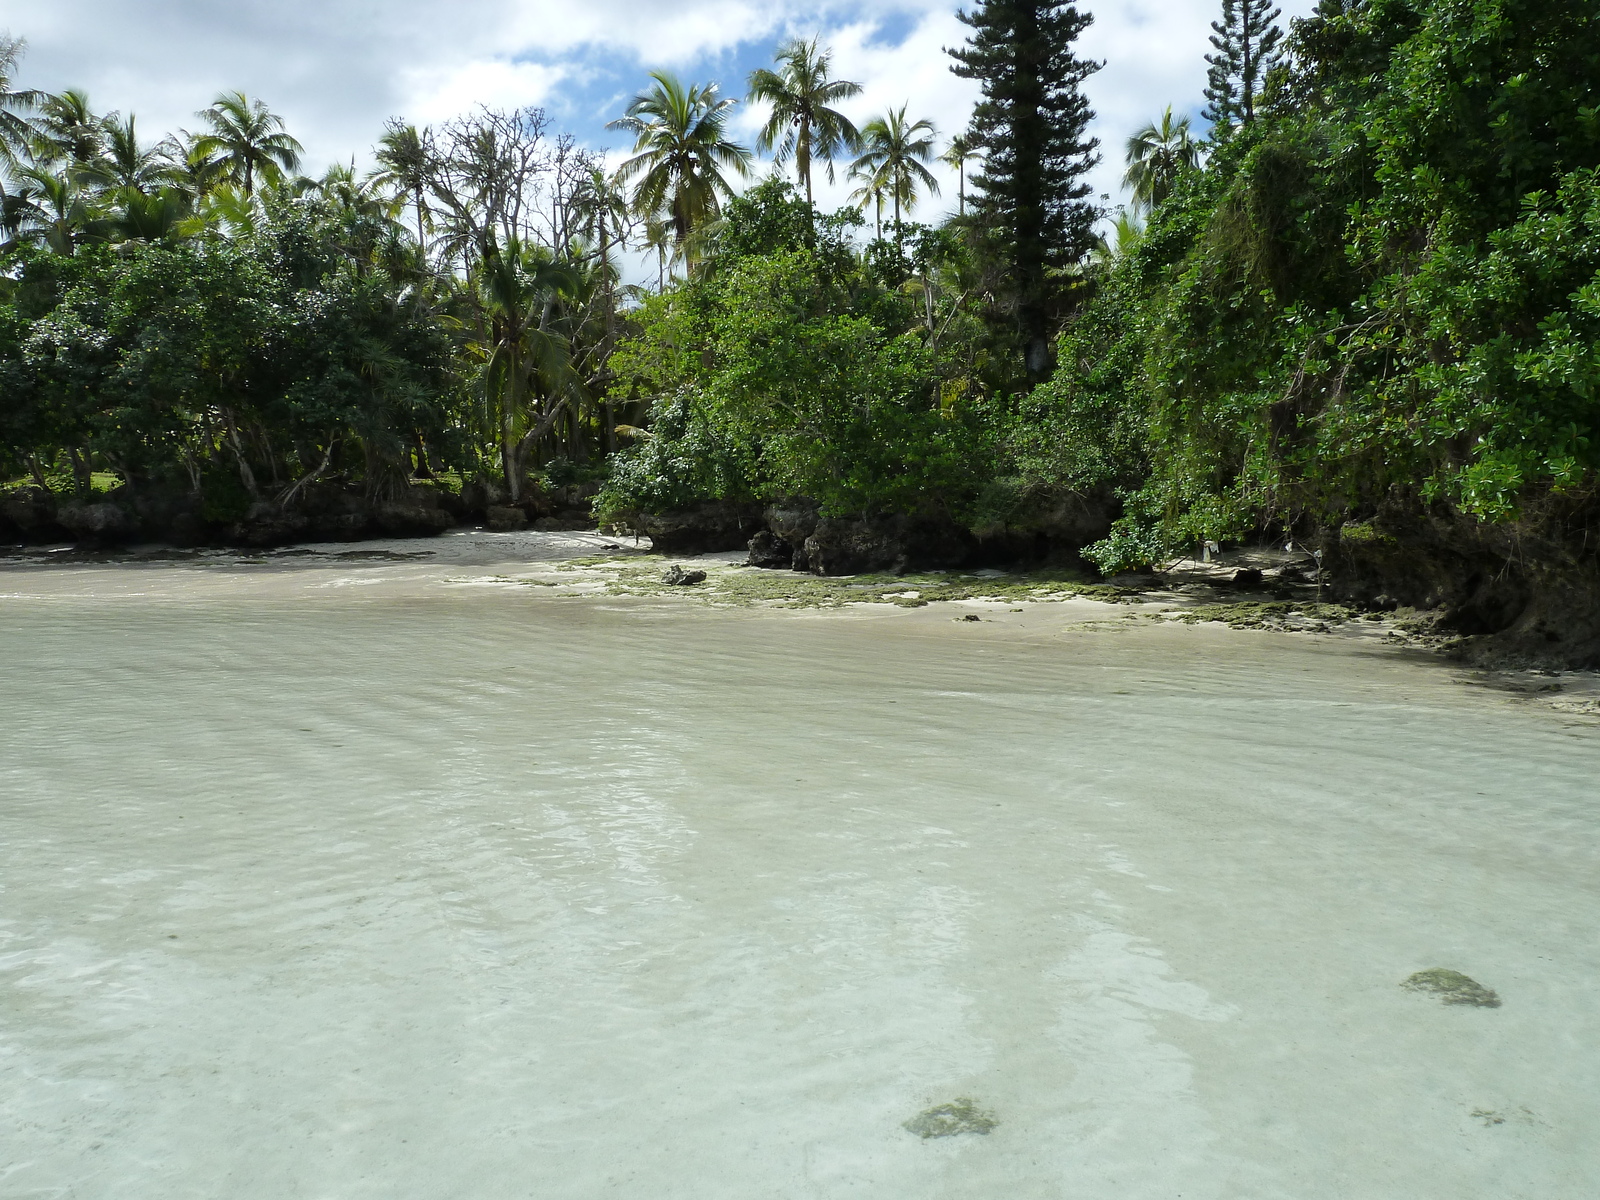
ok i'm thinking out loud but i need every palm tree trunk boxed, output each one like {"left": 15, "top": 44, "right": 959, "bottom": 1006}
{"left": 501, "top": 352, "right": 523, "bottom": 504}
{"left": 799, "top": 119, "right": 812, "bottom": 207}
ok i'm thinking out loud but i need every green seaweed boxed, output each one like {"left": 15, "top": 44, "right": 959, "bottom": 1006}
{"left": 1173, "top": 601, "right": 1355, "bottom": 629}
{"left": 1401, "top": 968, "right": 1501, "bottom": 1008}
{"left": 903, "top": 1098, "right": 998, "bottom": 1139}
{"left": 530, "top": 560, "right": 1138, "bottom": 610}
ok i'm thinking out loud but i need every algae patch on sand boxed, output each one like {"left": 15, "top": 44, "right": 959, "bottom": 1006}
{"left": 544, "top": 559, "right": 1115, "bottom": 610}
{"left": 903, "top": 1098, "right": 999, "bottom": 1139}
{"left": 1401, "top": 968, "right": 1501, "bottom": 1007}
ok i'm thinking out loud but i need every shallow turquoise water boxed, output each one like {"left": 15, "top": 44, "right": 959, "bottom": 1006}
{"left": 2, "top": 575, "right": 1597, "bottom": 1198}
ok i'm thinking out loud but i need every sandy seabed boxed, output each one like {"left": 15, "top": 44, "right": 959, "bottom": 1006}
{"left": 3, "top": 530, "right": 1598, "bottom": 1198}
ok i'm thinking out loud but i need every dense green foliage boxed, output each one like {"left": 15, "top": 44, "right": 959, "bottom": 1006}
{"left": 598, "top": 182, "right": 989, "bottom": 521}
{"left": 0, "top": 78, "right": 627, "bottom": 512}
{"left": 1012, "top": 0, "right": 1600, "bottom": 570}
{"left": 0, "top": 205, "right": 451, "bottom": 507}
{"left": 7, "top": 1, "right": 1599, "bottom": 595}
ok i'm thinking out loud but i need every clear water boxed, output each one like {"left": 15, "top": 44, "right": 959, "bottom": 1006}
{"left": 3, "top": 557, "right": 1598, "bottom": 1198}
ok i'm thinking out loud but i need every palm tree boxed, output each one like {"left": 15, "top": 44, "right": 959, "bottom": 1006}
{"left": 0, "top": 176, "right": 32, "bottom": 247}
{"left": 112, "top": 187, "right": 191, "bottom": 244}
{"left": 607, "top": 72, "right": 751, "bottom": 254}
{"left": 313, "top": 160, "right": 402, "bottom": 222}
{"left": 171, "top": 143, "right": 228, "bottom": 200}
{"left": 571, "top": 167, "right": 629, "bottom": 276}
{"left": 476, "top": 238, "right": 582, "bottom": 501}
{"left": 639, "top": 216, "right": 673, "bottom": 290}
{"left": 9, "top": 166, "right": 109, "bottom": 253}
{"left": 181, "top": 181, "right": 259, "bottom": 240}
{"left": 1092, "top": 209, "right": 1145, "bottom": 264}
{"left": 848, "top": 106, "right": 939, "bottom": 232}
{"left": 32, "top": 89, "right": 102, "bottom": 165}
{"left": 189, "top": 92, "right": 303, "bottom": 196}
{"left": 847, "top": 168, "right": 889, "bottom": 238}
{"left": 746, "top": 38, "right": 862, "bottom": 207}
{"left": 371, "top": 121, "right": 431, "bottom": 249}
{"left": 939, "top": 133, "right": 981, "bottom": 218}
{"left": 87, "top": 114, "right": 181, "bottom": 194}
{"left": 0, "top": 35, "right": 44, "bottom": 164}
{"left": 570, "top": 166, "right": 630, "bottom": 340}
{"left": 1123, "top": 107, "right": 1200, "bottom": 215}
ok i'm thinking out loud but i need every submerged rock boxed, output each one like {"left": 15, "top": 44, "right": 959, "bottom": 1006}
{"left": 1401, "top": 968, "right": 1501, "bottom": 1007}
{"left": 662, "top": 565, "right": 707, "bottom": 586}
{"left": 903, "top": 1098, "right": 998, "bottom": 1139}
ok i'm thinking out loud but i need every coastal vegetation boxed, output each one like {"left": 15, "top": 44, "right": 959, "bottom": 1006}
{"left": 2, "top": 0, "right": 1598, "bottom": 660}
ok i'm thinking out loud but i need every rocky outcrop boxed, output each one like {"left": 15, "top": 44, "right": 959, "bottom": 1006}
{"left": 624, "top": 500, "right": 765, "bottom": 554}
{"left": 967, "top": 485, "right": 1119, "bottom": 567}
{"left": 662, "top": 564, "right": 707, "bottom": 586}
{"left": 230, "top": 502, "right": 311, "bottom": 547}
{"left": 766, "top": 501, "right": 819, "bottom": 565}
{"left": 1, "top": 488, "right": 67, "bottom": 541}
{"left": 485, "top": 505, "right": 528, "bottom": 532}
{"left": 745, "top": 530, "right": 794, "bottom": 568}
{"left": 799, "top": 511, "right": 974, "bottom": 575}
{"left": 56, "top": 501, "right": 137, "bottom": 542}
{"left": 372, "top": 501, "right": 454, "bottom": 537}
{"left": 742, "top": 494, "right": 1094, "bottom": 576}
{"left": 1329, "top": 493, "right": 1600, "bottom": 668}
{"left": 1, "top": 480, "right": 467, "bottom": 550}
{"left": 533, "top": 514, "right": 597, "bottom": 531}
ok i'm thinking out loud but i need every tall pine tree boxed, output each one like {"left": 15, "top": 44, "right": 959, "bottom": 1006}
{"left": 949, "top": 0, "right": 1101, "bottom": 379}
{"left": 1202, "top": 0, "right": 1284, "bottom": 130}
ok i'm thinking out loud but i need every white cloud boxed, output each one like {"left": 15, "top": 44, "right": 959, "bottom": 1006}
{"left": 0, "top": 0, "right": 1322, "bottom": 213}
{"left": 405, "top": 58, "right": 570, "bottom": 126}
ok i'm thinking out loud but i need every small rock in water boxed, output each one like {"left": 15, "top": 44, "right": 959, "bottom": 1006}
{"left": 960, "top": 614, "right": 981, "bottom": 622}
{"left": 662, "top": 565, "right": 707, "bottom": 586}
{"left": 1401, "top": 968, "right": 1501, "bottom": 1007}
{"left": 903, "top": 1098, "right": 998, "bottom": 1139}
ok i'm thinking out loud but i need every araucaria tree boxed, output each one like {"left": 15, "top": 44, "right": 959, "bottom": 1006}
{"left": 949, "top": 0, "right": 1101, "bottom": 379}
{"left": 1202, "top": 0, "right": 1283, "bottom": 130}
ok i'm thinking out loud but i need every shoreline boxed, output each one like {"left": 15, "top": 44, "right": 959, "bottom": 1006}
{"left": 6, "top": 527, "right": 1599, "bottom": 724}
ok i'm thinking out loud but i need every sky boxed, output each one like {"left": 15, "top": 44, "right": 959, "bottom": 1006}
{"left": 1, "top": 0, "right": 1320, "bottom": 222}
